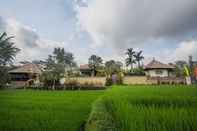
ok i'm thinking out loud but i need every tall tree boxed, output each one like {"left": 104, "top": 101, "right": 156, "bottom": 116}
{"left": 105, "top": 60, "right": 123, "bottom": 75}
{"left": 175, "top": 60, "right": 188, "bottom": 77}
{"left": 53, "top": 47, "right": 76, "bottom": 69}
{"left": 0, "top": 32, "right": 20, "bottom": 87}
{"left": 125, "top": 48, "right": 136, "bottom": 71}
{"left": 134, "top": 50, "right": 144, "bottom": 68}
{"left": 88, "top": 55, "right": 103, "bottom": 76}
{"left": 41, "top": 48, "right": 76, "bottom": 89}
{"left": 53, "top": 48, "right": 65, "bottom": 64}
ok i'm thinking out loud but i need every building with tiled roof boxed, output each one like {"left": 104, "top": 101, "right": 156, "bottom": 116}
{"left": 79, "top": 64, "right": 92, "bottom": 76}
{"left": 9, "top": 63, "right": 42, "bottom": 87}
{"left": 144, "top": 59, "right": 175, "bottom": 77}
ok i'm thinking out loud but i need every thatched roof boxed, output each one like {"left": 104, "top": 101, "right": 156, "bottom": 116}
{"left": 9, "top": 63, "right": 42, "bottom": 74}
{"left": 145, "top": 59, "right": 175, "bottom": 70}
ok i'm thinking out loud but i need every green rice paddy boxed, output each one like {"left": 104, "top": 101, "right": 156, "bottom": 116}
{"left": 86, "top": 85, "right": 197, "bottom": 131}
{"left": 0, "top": 90, "right": 104, "bottom": 131}
{"left": 0, "top": 85, "right": 196, "bottom": 131}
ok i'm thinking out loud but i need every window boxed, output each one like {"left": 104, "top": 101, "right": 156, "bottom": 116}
{"left": 155, "top": 70, "right": 163, "bottom": 75}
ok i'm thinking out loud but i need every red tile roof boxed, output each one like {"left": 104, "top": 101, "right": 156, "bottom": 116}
{"left": 80, "top": 64, "right": 90, "bottom": 70}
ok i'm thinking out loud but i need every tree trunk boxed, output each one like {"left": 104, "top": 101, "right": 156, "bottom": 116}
{"left": 138, "top": 61, "right": 140, "bottom": 68}
{"left": 130, "top": 64, "right": 133, "bottom": 72}
{"left": 52, "top": 79, "right": 55, "bottom": 90}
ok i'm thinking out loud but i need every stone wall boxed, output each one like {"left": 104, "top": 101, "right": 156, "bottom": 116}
{"left": 70, "top": 76, "right": 151, "bottom": 85}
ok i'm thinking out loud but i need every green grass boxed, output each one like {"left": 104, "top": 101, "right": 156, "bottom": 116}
{"left": 0, "top": 90, "right": 104, "bottom": 131}
{"left": 86, "top": 85, "right": 197, "bottom": 131}
{"left": 1, "top": 85, "right": 197, "bottom": 131}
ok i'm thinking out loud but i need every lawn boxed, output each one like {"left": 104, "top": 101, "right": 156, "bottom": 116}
{"left": 0, "top": 90, "right": 104, "bottom": 131}
{"left": 86, "top": 85, "right": 197, "bottom": 131}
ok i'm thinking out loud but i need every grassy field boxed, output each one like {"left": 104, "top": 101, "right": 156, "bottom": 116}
{"left": 86, "top": 85, "right": 197, "bottom": 131}
{"left": 0, "top": 85, "right": 197, "bottom": 131}
{"left": 0, "top": 90, "right": 104, "bottom": 131}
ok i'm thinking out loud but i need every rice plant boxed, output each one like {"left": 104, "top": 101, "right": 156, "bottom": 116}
{"left": 86, "top": 85, "right": 197, "bottom": 131}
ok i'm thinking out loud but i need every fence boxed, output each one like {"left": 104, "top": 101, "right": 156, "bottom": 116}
{"left": 69, "top": 76, "right": 186, "bottom": 85}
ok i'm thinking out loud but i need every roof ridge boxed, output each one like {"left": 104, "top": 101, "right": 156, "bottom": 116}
{"left": 145, "top": 59, "right": 174, "bottom": 69}
{"left": 9, "top": 63, "right": 42, "bottom": 74}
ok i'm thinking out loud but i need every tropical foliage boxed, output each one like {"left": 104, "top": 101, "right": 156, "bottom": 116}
{"left": 175, "top": 60, "right": 188, "bottom": 77}
{"left": 41, "top": 47, "right": 76, "bottom": 89}
{"left": 0, "top": 32, "right": 20, "bottom": 87}
{"left": 134, "top": 50, "right": 144, "bottom": 68}
{"left": 125, "top": 48, "right": 136, "bottom": 71}
{"left": 0, "top": 32, "right": 20, "bottom": 66}
{"left": 105, "top": 60, "right": 123, "bottom": 75}
{"left": 88, "top": 55, "right": 103, "bottom": 76}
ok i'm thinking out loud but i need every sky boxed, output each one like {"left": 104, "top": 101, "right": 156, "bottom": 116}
{"left": 0, "top": 0, "right": 197, "bottom": 65}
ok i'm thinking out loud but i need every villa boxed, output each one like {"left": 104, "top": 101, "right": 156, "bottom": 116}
{"left": 144, "top": 59, "right": 175, "bottom": 78}
{"left": 9, "top": 63, "right": 42, "bottom": 87}
{"left": 79, "top": 64, "right": 92, "bottom": 76}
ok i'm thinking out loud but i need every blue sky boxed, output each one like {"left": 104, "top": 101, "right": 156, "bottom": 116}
{"left": 0, "top": 0, "right": 77, "bottom": 41}
{"left": 0, "top": 0, "right": 197, "bottom": 65}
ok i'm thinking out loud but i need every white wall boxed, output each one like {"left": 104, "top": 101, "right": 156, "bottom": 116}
{"left": 146, "top": 69, "right": 169, "bottom": 77}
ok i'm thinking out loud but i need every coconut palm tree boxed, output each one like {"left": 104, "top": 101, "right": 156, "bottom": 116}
{"left": 125, "top": 48, "right": 136, "bottom": 71}
{"left": 134, "top": 50, "right": 144, "bottom": 68}
{"left": 88, "top": 55, "right": 103, "bottom": 76}
{"left": 0, "top": 32, "right": 20, "bottom": 66}
{"left": 0, "top": 32, "right": 20, "bottom": 86}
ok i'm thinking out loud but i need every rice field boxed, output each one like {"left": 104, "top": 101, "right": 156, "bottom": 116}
{"left": 0, "top": 85, "right": 196, "bottom": 131}
{"left": 86, "top": 85, "right": 197, "bottom": 131}
{"left": 0, "top": 90, "right": 104, "bottom": 131}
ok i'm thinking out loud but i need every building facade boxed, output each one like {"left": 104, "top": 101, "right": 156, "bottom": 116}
{"left": 144, "top": 59, "right": 175, "bottom": 78}
{"left": 9, "top": 64, "right": 42, "bottom": 87}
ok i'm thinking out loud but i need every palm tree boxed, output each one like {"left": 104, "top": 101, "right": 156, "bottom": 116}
{"left": 134, "top": 51, "right": 144, "bottom": 68}
{"left": 0, "top": 32, "right": 20, "bottom": 66}
{"left": 88, "top": 55, "right": 103, "bottom": 76}
{"left": 125, "top": 48, "right": 136, "bottom": 71}
{"left": 53, "top": 47, "right": 76, "bottom": 74}
{"left": 0, "top": 32, "right": 20, "bottom": 86}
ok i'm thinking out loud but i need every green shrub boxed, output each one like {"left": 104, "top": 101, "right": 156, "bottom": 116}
{"left": 96, "top": 71, "right": 106, "bottom": 77}
{"left": 116, "top": 73, "right": 123, "bottom": 85}
{"left": 105, "top": 77, "right": 113, "bottom": 86}
{"left": 125, "top": 67, "right": 145, "bottom": 76}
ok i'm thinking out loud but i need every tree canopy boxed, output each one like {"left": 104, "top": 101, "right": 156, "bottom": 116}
{"left": 0, "top": 32, "right": 20, "bottom": 66}
{"left": 134, "top": 50, "right": 144, "bottom": 68}
{"left": 105, "top": 60, "right": 123, "bottom": 75}
{"left": 0, "top": 32, "right": 20, "bottom": 87}
{"left": 41, "top": 47, "right": 76, "bottom": 89}
{"left": 125, "top": 48, "right": 136, "bottom": 71}
{"left": 88, "top": 55, "right": 103, "bottom": 76}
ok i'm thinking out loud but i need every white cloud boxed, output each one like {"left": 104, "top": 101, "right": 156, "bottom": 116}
{"left": 173, "top": 41, "right": 197, "bottom": 61}
{"left": 75, "top": 0, "right": 197, "bottom": 48}
{"left": 0, "top": 16, "right": 65, "bottom": 63}
{"left": 145, "top": 41, "right": 197, "bottom": 64}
